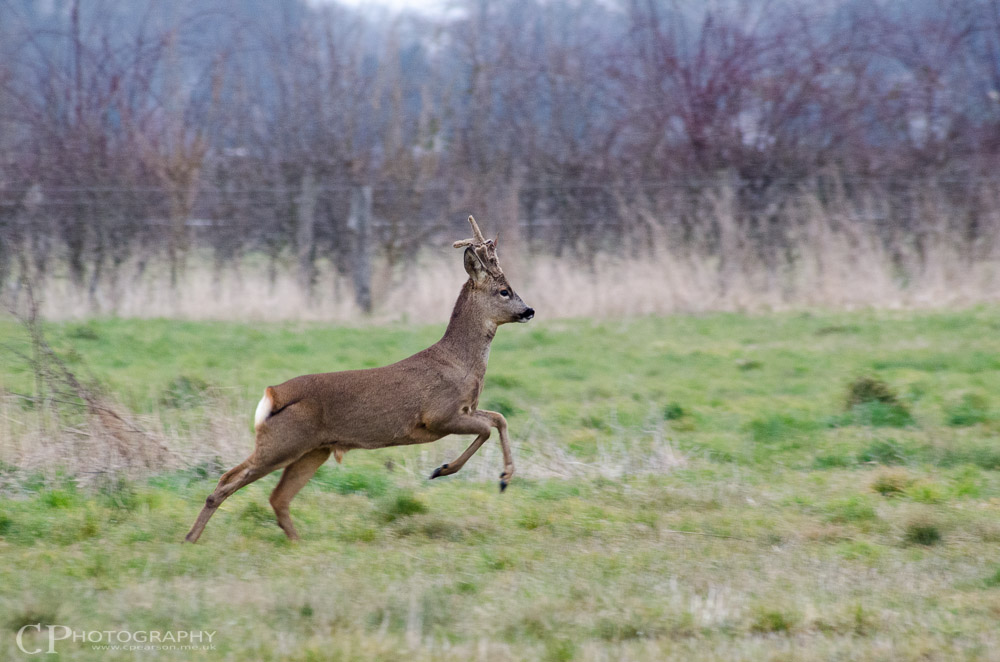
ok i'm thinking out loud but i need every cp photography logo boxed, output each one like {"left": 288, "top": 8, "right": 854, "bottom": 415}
{"left": 16, "top": 624, "right": 217, "bottom": 655}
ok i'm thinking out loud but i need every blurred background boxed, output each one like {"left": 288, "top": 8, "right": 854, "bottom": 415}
{"left": 1, "top": 0, "right": 999, "bottom": 320}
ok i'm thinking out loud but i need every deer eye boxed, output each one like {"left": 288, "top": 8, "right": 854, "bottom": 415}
{"left": 499, "top": 289, "right": 510, "bottom": 297}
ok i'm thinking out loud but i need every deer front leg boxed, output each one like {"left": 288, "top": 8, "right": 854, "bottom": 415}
{"left": 428, "top": 410, "right": 514, "bottom": 492}
{"left": 478, "top": 410, "right": 515, "bottom": 491}
{"left": 429, "top": 433, "right": 489, "bottom": 479}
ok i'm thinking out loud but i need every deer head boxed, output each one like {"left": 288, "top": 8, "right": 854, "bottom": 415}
{"left": 454, "top": 216, "right": 534, "bottom": 325}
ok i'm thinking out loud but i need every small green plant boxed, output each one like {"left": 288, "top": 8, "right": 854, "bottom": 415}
{"left": 842, "top": 376, "right": 913, "bottom": 427}
{"left": 541, "top": 637, "right": 576, "bottom": 662}
{"left": 662, "top": 402, "right": 685, "bottom": 420}
{"left": 903, "top": 518, "right": 942, "bottom": 546}
{"left": 945, "top": 393, "right": 991, "bottom": 427}
{"left": 905, "top": 480, "right": 945, "bottom": 504}
{"left": 41, "top": 489, "right": 77, "bottom": 509}
{"left": 98, "top": 476, "right": 140, "bottom": 511}
{"left": 316, "top": 467, "right": 389, "bottom": 497}
{"left": 936, "top": 444, "right": 1000, "bottom": 470}
{"left": 7, "top": 604, "right": 61, "bottom": 632}
{"left": 377, "top": 491, "right": 428, "bottom": 522}
{"left": 749, "top": 607, "right": 797, "bottom": 634}
{"left": 859, "top": 439, "right": 907, "bottom": 465}
{"left": 951, "top": 466, "right": 983, "bottom": 498}
{"left": 825, "top": 496, "right": 878, "bottom": 523}
{"left": 846, "top": 375, "right": 900, "bottom": 408}
{"left": 747, "top": 414, "right": 817, "bottom": 444}
{"left": 455, "top": 580, "right": 479, "bottom": 594}
{"left": 983, "top": 567, "right": 1000, "bottom": 588}
{"left": 160, "top": 375, "right": 210, "bottom": 409}
{"left": 848, "top": 401, "right": 914, "bottom": 427}
{"left": 0, "top": 512, "right": 13, "bottom": 536}
{"left": 485, "top": 396, "right": 520, "bottom": 417}
{"left": 813, "top": 453, "right": 852, "bottom": 469}
{"left": 67, "top": 324, "right": 100, "bottom": 341}
{"left": 517, "top": 508, "right": 550, "bottom": 530}
{"left": 239, "top": 501, "right": 273, "bottom": 525}
{"left": 580, "top": 412, "right": 611, "bottom": 431}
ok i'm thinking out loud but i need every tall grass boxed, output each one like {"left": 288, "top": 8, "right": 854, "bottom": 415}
{"left": 9, "top": 181, "right": 1000, "bottom": 321}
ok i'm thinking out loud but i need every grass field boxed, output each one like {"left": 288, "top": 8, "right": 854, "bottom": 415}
{"left": 3, "top": 310, "right": 1000, "bottom": 660}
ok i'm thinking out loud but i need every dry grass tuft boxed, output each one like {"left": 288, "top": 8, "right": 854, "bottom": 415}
{"left": 871, "top": 468, "right": 913, "bottom": 497}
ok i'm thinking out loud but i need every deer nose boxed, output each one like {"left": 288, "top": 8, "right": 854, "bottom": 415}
{"left": 519, "top": 307, "right": 535, "bottom": 321}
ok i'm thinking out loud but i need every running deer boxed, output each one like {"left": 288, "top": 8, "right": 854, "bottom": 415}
{"left": 185, "top": 216, "right": 534, "bottom": 542}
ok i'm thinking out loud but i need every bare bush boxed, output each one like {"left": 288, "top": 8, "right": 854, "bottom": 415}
{"left": 0, "top": 285, "right": 170, "bottom": 481}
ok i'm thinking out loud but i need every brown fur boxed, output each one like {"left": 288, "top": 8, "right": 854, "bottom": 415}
{"left": 185, "top": 221, "right": 533, "bottom": 542}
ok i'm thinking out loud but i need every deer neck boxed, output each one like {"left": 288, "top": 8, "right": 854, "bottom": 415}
{"left": 438, "top": 281, "right": 497, "bottom": 373}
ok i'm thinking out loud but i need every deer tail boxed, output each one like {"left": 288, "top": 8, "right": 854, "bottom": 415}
{"left": 254, "top": 387, "right": 276, "bottom": 430}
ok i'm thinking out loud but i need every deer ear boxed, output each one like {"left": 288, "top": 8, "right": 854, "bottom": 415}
{"left": 463, "top": 246, "right": 488, "bottom": 284}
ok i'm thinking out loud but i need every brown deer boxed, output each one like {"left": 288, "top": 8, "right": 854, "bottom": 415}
{"left": 185, "top": 216, "right": 534, "bottom": 542}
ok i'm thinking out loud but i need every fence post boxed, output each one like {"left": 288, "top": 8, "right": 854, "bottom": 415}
{"left": 348, "top": 185, "right": 373, "bottom": 314}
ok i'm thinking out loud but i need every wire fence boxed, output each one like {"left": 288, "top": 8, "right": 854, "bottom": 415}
{"left": 2, "top": 175, "right": 999, "bottom": 305}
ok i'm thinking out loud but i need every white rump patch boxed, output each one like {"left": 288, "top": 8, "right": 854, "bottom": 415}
{"left": 254, "top": 390, "right": 273, "bottom": 429}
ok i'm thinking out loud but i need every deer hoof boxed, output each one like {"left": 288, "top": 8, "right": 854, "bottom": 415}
{"left": 430, "top": 464, "right": 448, "bottom": 479}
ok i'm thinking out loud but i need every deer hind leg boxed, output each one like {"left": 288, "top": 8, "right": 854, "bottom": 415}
{"left": 269, "top": 447, "right": 331, "bottom": 540}
{"left": 184, "top": 447, "right": 299, "bottom": 543}
{"left": 186, "top": 458, "right": 262, "bottom": 542}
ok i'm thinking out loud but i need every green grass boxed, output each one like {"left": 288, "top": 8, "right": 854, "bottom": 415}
{"left": 3, "top": 309, "right": 1000, "bottom": 659}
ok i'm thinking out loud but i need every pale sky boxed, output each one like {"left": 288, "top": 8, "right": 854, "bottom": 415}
{"left": 312, "top": 0, "right": 451, "bottom": 16}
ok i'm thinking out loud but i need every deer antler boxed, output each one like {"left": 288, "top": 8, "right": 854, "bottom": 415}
{"left": 453, "top": 215, "right": 489, "bottom": 248}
